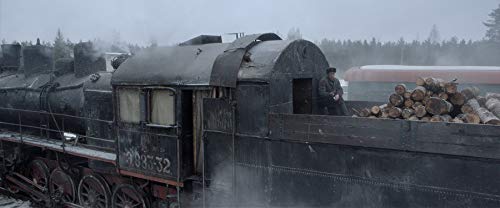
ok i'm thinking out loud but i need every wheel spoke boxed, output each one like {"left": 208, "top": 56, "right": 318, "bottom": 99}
{"left": 83, "top": 183, "right": 91, "bottom": 193}
{"left": 112, "top": 185, "right": 146, "bottom": 208}
{"left": 116, "top": 193, "right": 126, "bottom": 202}
{"left": 123, "top": 193, "right": 133, "bottom": 202}
{"left": 78, "top": 175, "right": 110, "bottom": 208}
{"left": 63, "top": 195, "right": 71, "bottom": 201}
{"left": 132, "top": 201, "right": 143, "bottom": 207}
{"left": 28, "top": 160, "right": 50, "bottom": 202}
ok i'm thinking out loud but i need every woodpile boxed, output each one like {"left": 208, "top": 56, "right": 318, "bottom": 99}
{"left": 355, "top": 77, "right": 500, "bottom": 125}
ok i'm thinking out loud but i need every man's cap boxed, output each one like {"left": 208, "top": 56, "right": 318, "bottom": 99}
{"left": 326, "top": 67, "right": 337, "bottom": 73}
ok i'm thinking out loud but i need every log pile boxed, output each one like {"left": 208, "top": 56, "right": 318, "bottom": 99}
{"left": 355, "top": 77, "right": 500, "bottom": 125}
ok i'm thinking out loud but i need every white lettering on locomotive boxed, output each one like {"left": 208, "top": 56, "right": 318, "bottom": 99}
{"left": 123, "top": 147, "right": 171, "bottom": 174}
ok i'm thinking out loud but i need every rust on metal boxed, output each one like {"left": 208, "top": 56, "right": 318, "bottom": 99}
{"left": 119, "top": 169, "right": 184, "bottom": 187}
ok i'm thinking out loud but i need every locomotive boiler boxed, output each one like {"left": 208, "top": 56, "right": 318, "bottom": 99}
{"left": 0, "top": 42, "right": 112, "bottom": 140}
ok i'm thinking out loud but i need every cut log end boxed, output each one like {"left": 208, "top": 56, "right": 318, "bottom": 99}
{"left": 438, "top": 92, "right": 449, "bottom": 100}
{"left": 370, "top": 106, "right": 380, "bottom": 115}
{"left": 394, "top": 84, "right": 407, "bottom": 95}
{"left": 411, "top": 86, "right": 427, "bottom": 101}
{"left": 403, "top": 91, "right": 412, "bottom": 100}
{"left": 389, "top": 93, "right": 404, "bottom": 106}
{"left": 461, "top": 104, "right": 473, "bottom": 114}
{"left": 425, "top": 97, "right": 453, "bottom": 115}
{"left": 464, "top": 113, "right": 481, "bottom": 124}
{"left": 359, "top": 108, "right": 372, "bottom": 117}
{"left": 444, "top": 82, "right": 458, "bottom": 94}
{"left": 415, "top": 105, "right": 427, "bottom": 118}
{"left": 402, "top": 108, "right": 415, "bottom": 119}
{"left": 416, "top": 77, "right": 426, "bottom": 86}
{"left": 404, "top": 99, "right": 414, "bottom": 108}
{"left": 412, "top": 102, "right": 423, "bottom": 110}
{"left": 388, "top": 107, "right": 402, "bottom": 118}
{"left": 449, "top": 92, "right": 465, "bottom": 106}
{"left": 425, "top": 77, "right": 445, "bottom": 93}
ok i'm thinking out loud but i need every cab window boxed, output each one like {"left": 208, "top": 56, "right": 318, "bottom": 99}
{"left": 118, "top": 88, "right": 141, "bottom": 123}
{"left": 150, "top": 89, "right": 176, "bottom": 126}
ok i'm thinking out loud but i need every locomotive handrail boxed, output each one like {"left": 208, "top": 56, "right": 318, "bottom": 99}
{"left": 0, "top": 120, "right": 114, "bottom": 150}
{"left": 145, "top": 123, "right": 177, "bottom": 129}
{"left": 0, "top": 107, "right": 178, "bottom": 139}
{"left": 0, "top": 106, "right": 113, "bottom": 124}
{"left": 0, "top": 118, "right": 177, "bottom": 141}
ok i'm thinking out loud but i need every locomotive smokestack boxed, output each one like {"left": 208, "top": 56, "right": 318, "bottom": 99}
{"left": 74, "top": 42, "right": 106, "bottom": 78}
{"left": 1, "top": 43, "right": 22, "bottom": 71}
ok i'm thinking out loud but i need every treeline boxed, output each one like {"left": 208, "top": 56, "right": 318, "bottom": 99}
{"left": 318, "top": 38, "right": 500, "bottom": 77}
{"left": 1, "top": 29, "right": 145, "bottom": 61}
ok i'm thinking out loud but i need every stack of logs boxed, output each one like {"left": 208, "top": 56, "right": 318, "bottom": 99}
{"left": 356, "top": 77, "right": 500, "bottom": 125}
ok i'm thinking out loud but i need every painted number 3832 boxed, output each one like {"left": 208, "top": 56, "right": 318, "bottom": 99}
{"left": 123, "top": 148, "right": 171, "bottom": 174}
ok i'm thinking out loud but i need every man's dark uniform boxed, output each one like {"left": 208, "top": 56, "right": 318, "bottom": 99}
{"left": 318, "top": 72, "right": 348, "bottom": 116}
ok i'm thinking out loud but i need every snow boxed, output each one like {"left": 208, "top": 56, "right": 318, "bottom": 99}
{"left": 0, "top": 195, "right": 32, "bottom": 208}
{"left": 359, "top": 65, "right": 500, "bottom": 71}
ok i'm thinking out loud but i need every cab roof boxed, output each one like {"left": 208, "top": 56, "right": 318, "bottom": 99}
{"left": 111, "top": 33, "right": 286, "bottom": 87}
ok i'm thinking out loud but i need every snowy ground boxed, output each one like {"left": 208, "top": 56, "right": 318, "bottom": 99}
{"left": 0, "top": 194, "right": 32, "bottom": 208}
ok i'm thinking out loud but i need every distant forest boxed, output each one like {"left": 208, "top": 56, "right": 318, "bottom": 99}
{"left": 288, "top": 4, "right": 500, "bottom": 77}
{"left": 316, "top": 35, "right": 500, "bottom": 77}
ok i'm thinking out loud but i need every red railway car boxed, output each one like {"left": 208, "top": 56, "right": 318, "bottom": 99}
{"left": 344, "top": 65, "right": 500, "bottom": 102}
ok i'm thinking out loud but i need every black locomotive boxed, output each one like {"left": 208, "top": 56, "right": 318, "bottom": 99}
{"left": 0, "top": 33, "right": 329, "bottom": 207}
{"left": 1, "top": 33, "right": 500, "bottom": 208}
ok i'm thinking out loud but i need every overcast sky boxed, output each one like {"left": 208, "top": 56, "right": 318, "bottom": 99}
{"left": 0, "top": 0, "right": 498, "bottom": 45}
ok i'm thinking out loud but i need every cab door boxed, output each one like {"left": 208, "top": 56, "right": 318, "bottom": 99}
{"left": 202, "top": 98, "right": 235, "bottom": 190}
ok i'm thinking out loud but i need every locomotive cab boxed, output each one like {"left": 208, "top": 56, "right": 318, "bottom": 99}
{"left": 111, "top": 36, "right": 238, "bottom": 188}
{"left": 111, "top": 33, "right": 330, "bottom": 201}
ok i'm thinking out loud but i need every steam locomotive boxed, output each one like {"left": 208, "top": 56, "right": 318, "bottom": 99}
{"left": 0, "top": 33, "right": 329, "bottom": 207}
{"left": 1, "top": 33, "right": 500, "bottom": 208}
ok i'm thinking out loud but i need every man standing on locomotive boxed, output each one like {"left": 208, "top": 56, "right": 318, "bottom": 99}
{"left": 318, "top": 67, "right": 348, "bottom": 116}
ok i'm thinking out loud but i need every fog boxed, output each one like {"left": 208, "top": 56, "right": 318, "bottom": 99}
{"left": 0, "top": 0, "right": 497, "bottom": 45}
